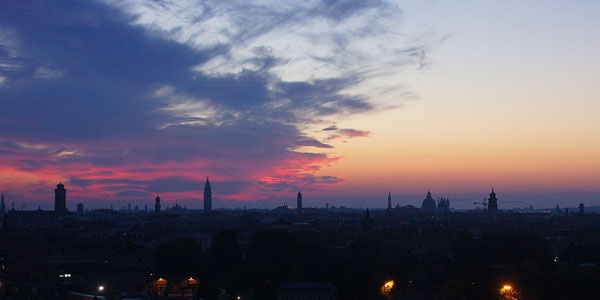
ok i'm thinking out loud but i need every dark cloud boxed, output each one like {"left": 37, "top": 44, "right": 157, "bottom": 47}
{"left": 0, "top": 0, "right": 429, "bottom": 205}
{"left": 70, "top": 176, "right": 205, "bottom": 193}
{"left": 114, "top": 190, "right": 149, "bottom": 198}
{"left": 295, "top": 139, "right": 333, "bottom": 149}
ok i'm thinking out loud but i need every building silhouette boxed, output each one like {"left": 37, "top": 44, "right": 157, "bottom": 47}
{"left": 204, "top": 177, "right": 212, "bottom": 212}
{"left": 54, "top": 182, "right": 67, "bottom": 213}
{"left": 361, "top": 209, "right": 374, "bottom": 231}
{"left": 1, "top": 193, "right": 5, "bottom": 217}
{"left": 278, "top": 281, "right": 337, "bottom": 300}
{"left": 488, "top": 188, "right": 498, "bottom": 223}
{"left": 77, "top": 203, "right": 83, "bottom": 215}
{"left": 438, "top": 197, "right": 450, "bottom": 219}
{"left": 0, "top": 193, "right": 5, "bottom": 232}
{"left": 387, "top": 191, "right": 392, "bottom": 210}
{"left": 297, "top": 190, "right": 303, "bottom": 213}
{"left": 579, "top": 203, "right": 585, "bottom": 215}
{"left": 421, "top": 190, "right": 436, "bottom": 215}
{"left": 155, "top": 194, "right": 161, "bottom": 214}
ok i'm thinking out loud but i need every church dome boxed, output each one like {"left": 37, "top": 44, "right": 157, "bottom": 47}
{"left": 421, "top": 190, "right": 436, "bottom": 215}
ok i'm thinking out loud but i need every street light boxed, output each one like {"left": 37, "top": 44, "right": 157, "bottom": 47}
{"left": 382, "top": 280, "right": 394, "bottom": 294}
{"left": 93, "top": 285, "right": 105, "bottom": 300}
{"left": 500, "top": 284, "right": 519, "bottom": 300}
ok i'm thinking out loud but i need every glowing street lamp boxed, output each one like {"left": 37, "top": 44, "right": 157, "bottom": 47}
{"left": 382, "top": 280, "right": 394, "bottom": 294}
{"left": 98, "top": 285, "right": 105, "bottom": 292}
{"left": 500, "top": 284, "right": 519, "bottom": 300}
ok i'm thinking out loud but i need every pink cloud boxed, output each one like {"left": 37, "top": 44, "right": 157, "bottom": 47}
{"left": 325, "top": 128, "right": 370, "bottom": 142}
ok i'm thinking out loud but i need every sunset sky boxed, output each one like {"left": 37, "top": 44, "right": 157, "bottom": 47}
{"left": 1, "top": 1, "right": 599, "bottom": 210}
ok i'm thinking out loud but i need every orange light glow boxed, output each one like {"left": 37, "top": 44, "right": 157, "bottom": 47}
{"left": 382, "top": 280, "right": 394, "bottom": 294}
{"left": 500, "top": 284, "right": 519, "bottom": 300}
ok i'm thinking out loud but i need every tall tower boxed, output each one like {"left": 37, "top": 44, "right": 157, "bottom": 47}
{"left": 297, "top": 190, "right": 303, "bottom": 213}
{"left": 0, "top": 193, "right": 5, "bottom": 233}
{"left": 55, "top": 182, "right": 67, "bottom": 213}
{"left": 204, "top": 177, "right": 212, "bottom": 212}
{"left": 437, "top": 198, "right": 450, "bottom": 219}
{"left": 488, "top": 187, "right": 498, "bottom": 223}
{"left": 387, "top": 191, "right": 392, "bottom": 210}
{"left": 155, "top": 194, "right": 161, "bottom": 214}
{"left": 0, "top": 193, "right": 5, "bottom": 216}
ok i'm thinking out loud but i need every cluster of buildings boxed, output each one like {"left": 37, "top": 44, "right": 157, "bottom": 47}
{"left": 0, "top": 181, "right": 596, "bottom": 299}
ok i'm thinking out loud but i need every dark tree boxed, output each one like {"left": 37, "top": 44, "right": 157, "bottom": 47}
{"left": 155, "top": 238, "right": 203, "bottom": 277}
{"left": 245, "top": 231, "right": 299, "bottom": 300}
{"left": 208, "top": 230, "right": 244, "bottom": 296}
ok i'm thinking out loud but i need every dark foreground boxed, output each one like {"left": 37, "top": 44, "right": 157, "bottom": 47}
{"left": 1, "top": 206, "right": 599, "bottom": 299}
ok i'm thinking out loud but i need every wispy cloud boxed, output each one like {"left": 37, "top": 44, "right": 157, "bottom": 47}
{"left": 324, "top": 128, "right": 370, "bottom": 142}
{"left": 338, "top": 128, "right": 370, "bottom": 138}
{"left": 102, "top": 0, "right": 430, "bottom": 101}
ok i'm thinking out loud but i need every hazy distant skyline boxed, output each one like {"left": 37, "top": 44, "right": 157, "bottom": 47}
{"left": 1, "top": 1, "right": 599, "bottom": 209}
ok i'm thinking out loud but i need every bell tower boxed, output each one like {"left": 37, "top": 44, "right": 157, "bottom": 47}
{"left": 488, "top": 187, "right": 498, "bottom": 223}
{"left": 204, "top": 177, "right": 212, "bottom": 212}
{"left": 55, "top": 182, "right": 67, "bottom": 213}
{"left": 297, "top": 190, "right": 303, "bottom": 213}
{"left": 155, "top": 194, "right": 161, "bottom": 213}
